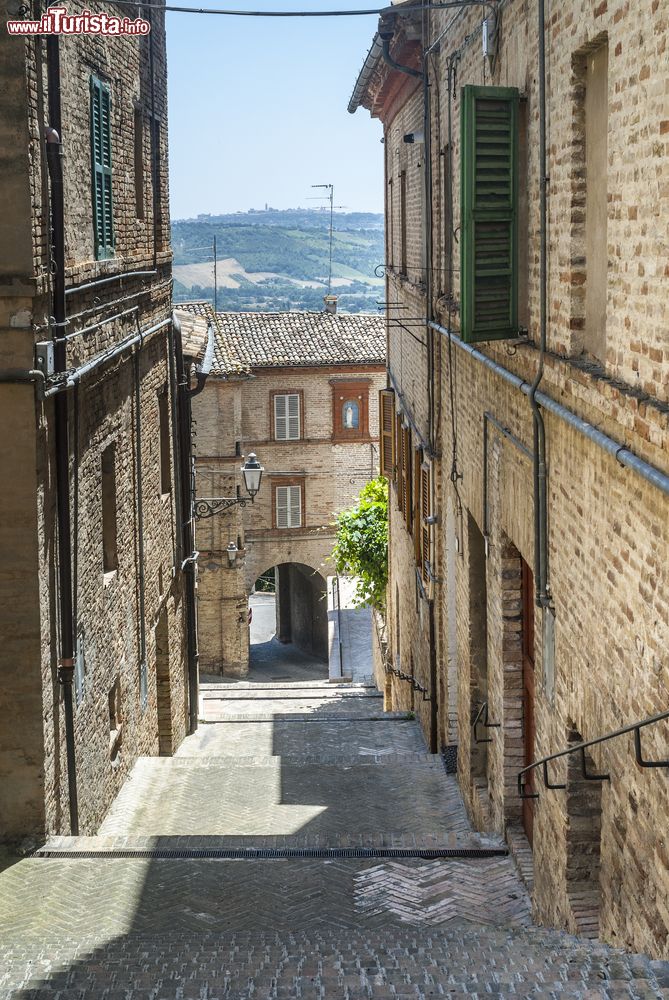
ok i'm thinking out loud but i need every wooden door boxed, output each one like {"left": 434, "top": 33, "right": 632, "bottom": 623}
{"left": 521, "top": 558, "right": 535, "bottom": 846}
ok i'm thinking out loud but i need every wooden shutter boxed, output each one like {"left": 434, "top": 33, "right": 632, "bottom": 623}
{"left": 403, "top": 427, "right": 413, "bottom": 532}
{"left": 276, "top": 485, "right": 301, "bottom": 528}
{"left": 396, "top": 412, "right": 404, "bottom": 512}
{"left": 274, "top": 395, "right": 287, "bottom": 439}
{"left": 460, "top": 85, "right": 519, "bottom": 342}
{"left": 276, "top": 486, "right": 289, "bottom": 527}
{"left": 421, "top": 463, "right": 431, "bottom": 583}
{"left": 379, "top": 389, "right": 395, "bottom": 478}
{"left": 90, "top": 76, "right": 114, "bottom": 260}
{"left": 413, "top": 449, "right": 422, "bottom": 564}
{"left": 289, "top": 485, "right": 302, "bottom": 527}
{"left": 287, "top": 394, "right": 300, "bottom": 439}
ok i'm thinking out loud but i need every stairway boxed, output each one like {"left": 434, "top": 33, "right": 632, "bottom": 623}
{"left": 1, "top": 678, "right": 667, "bottom": 998}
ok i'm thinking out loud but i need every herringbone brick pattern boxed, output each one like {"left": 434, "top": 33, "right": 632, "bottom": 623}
{"left": 1, "top": 672, "right": 668, "bottom": 997}
{"left": 176, "top": 718, "right": 427, "bottom": 758}
{"left": 98, "top": 755, "right": 472, "bottom": 840}
{"left": 354, "top": 858, "right": 531, "bottom": 926}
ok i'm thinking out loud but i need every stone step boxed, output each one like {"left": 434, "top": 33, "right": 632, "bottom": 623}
{"left": 201, "top": 689, "right": 383, "bottom": 700}
{"left": 200, "top": 710, "right": 411, "bottom": 722}
{"left": 40, "top": 830, "right": 507, "bottom": 854}
{"left": 126, "top": 753, "right": 445, "bottom": 767}
{"left": 200, "top": 681, "right": 376, "bottom": 691}
{"left": 2, "top": 904, "right": 667, "bottom": 998}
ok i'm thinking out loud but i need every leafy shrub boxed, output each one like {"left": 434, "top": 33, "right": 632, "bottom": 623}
{"left": 332, "top": 478, "right": 388, "bottom": 612}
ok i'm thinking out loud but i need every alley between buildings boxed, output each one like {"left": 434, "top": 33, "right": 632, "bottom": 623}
{"left": 2, "top": 655, "right": 668, "bottom": 998}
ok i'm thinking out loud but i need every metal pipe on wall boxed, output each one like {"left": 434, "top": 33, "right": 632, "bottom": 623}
{"left": 172, "top": 315, "right": 199, "bottom": 733}
{"left": 133, "top": 325, "right": 148, "bottom": 708}
{"left": 430, "top": 321, "right": 669, "bottom": 500}
{"left": 43, "top": 318, "right": 171, "bottom": 397}
{"left": 64, "top": 270, "right": 157, "bottom": 297}
{"left": 45, "top": 33, "right": 79, "bottom": 836}
{"left": 527, "top": 0, "right": 550, "bottom": 608}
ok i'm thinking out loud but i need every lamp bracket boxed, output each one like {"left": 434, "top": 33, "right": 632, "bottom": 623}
{"left": 194, "top": 496, "right": 253, "bottom": 519}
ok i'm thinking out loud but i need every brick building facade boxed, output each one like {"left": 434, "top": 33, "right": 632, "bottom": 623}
{"left": 0, "top": 1, "right": 193, "bottom": 841}
{"left": 183, "top": 305, "right": 385, "bottom": 676}
{"left": 351, "top": 0, "right": 669, "bottom": 958}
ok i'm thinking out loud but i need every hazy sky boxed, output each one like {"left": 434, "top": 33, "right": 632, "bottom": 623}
{"left": 166, "top": 1, "right": 384, "bottom": 219}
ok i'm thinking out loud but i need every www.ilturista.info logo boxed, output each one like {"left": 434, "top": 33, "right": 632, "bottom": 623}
{"left": 7, "top": 6, "right": 151, "bottom": 34}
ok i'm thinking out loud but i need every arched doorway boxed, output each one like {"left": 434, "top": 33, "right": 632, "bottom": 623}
{"left": 249, "top": 563, "right": 328, "bottom": 680}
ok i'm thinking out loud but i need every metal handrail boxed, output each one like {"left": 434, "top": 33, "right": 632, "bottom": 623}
{"left": 518, "top": 709, "right": 669, "bottom": 801}
{"left": 373, "top": 609, "right": 431, "bottom": 700}
{"left": 472, "top": 701, "right": 500, "bottom": 744}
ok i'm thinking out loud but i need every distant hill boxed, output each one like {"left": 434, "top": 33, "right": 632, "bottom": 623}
{"left": 171, "top": 209, "right": 385, "bottom": 314}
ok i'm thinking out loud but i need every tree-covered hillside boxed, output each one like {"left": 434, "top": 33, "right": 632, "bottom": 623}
{"left": 171, "top": 209, "right": 385, "bottom": 313}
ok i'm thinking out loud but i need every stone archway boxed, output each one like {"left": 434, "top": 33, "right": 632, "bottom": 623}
{"left": 250, "top": 563, "right": 328, "bottom": 665}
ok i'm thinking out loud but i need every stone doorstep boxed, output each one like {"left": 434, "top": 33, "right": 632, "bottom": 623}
{"left": 199, "top": 713, "right": 414, "bottom": 723}
{"left": 200, "top": 691, "right": 383, "bottom": 701}
{"left": 199, "top": 681, "right": 374, "bottom": 691}
{"left": 37, "top": 830, "right": 507, "bottom": 854}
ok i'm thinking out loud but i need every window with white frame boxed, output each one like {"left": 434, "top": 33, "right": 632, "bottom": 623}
{"left": 275, "top": 484, "right": 302, "bottom": 528}
{"left": 274, "top": 393, "right": 301, "bottom": 440}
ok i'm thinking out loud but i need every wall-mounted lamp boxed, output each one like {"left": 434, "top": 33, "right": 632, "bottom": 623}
{"left": 194, "top": 452, "right": 265, "bottom": 519}
{"left": 226, "top": 541, "right": 239, "bottom": 568}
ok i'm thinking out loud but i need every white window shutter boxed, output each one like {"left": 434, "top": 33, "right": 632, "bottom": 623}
{"left": 287, "top": 394, "right": 300, "bottom": 440}
{"left": 289, "top": 485, "right": 302, "bottom": 527}
{"left": 276, "top": 486, "right": 289, "bottom": 527}
{"left": 274, "top": 395, "right": 287, "bottom": 440}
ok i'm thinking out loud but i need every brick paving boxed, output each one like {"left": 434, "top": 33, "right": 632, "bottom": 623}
{"left": 1, "top": 672, "right": 668, "bottom": 997}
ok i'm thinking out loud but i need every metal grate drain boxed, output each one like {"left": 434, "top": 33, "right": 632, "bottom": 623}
{"left": 34, "top": 846, "right": 508, "bottom": 861}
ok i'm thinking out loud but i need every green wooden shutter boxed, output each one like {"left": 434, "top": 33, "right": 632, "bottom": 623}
{"left": 460, "top": 85, "right": 519, "bottom": 342}
{"left": 90, "top": 76, "right": 115, "bottom": 260}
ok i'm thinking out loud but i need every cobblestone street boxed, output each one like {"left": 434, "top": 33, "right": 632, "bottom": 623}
{"left": 1, "top": 671, "right": 668, "bottom": 998}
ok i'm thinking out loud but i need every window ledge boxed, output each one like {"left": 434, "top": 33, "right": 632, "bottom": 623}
{"left": 103, "top": 569, "right": 118, "bottom": 588}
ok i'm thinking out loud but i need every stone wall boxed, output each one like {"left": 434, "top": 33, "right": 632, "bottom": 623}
{"left": 193, "top": 363, "right": 386, "bottom": 675}
{"left": 0, "top": 2, "right": 188, "bottom": 840}
{"left": 358, "top": 0, "right": 669, "bottom": 958}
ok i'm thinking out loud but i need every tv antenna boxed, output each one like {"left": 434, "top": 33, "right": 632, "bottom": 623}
{"left": 189, "top": 238, "right": 219, "bottom": 311}
{"left": 309, "top": 183, "right": 346, "bottom": 296}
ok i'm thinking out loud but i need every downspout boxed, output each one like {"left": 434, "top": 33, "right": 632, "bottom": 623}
{"left": 133, "top": 325, "right": 148, "bottom": 708}
{"left": 45, "top": 35, "right": 79, "bottom": 835}
{"left": 172, "top": 314, "right": 216, "bottom": 733}
{"left": 380, "top": 20, "right": 438, "bottom": 752}
{"left": 148, "top": 7, "right": 159, "bottom": 269}
{"left": 422, "top": 24, "right": 439, "bottom": 756}
{"left": 528, "top": 0, "right": 550, "bottom": 608}
{"left": 173, "top": 315, "right": 198, "bottom": 732}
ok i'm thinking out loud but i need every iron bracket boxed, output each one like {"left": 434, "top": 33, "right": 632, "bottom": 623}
{"left": 634, "top": 727, "right": 669, "bottom": 769}
{"left": 542, "top": 760, "right": 566, "bottom": 790}
{"left": 472, "top": 702, "right": 500, "bottom": 745}
{"left": 194, "top": 496, "right": 252, "bottom": 519}
{"left": 580, "top": 746, "right": 610, "bottom": 782}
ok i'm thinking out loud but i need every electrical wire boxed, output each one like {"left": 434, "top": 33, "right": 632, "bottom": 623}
{"left": 49, "top": 0, "right": 493, "bottom": 14}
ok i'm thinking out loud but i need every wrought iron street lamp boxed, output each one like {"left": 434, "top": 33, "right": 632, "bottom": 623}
{"left": 194, "top": 452, "right": 264, "bottom": 520}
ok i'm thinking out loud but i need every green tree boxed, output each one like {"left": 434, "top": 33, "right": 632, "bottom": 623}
{"left": 332, "top": 478, "right": 388, "bottom": 612}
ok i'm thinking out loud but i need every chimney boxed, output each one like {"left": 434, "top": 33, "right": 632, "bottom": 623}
{"left": 324, "top": 294, "right": 338, "bottom": 315}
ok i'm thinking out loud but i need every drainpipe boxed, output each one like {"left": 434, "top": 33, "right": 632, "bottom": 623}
{"left": 148, "top": 8, "right": 159, "bottom": 269}
{"left": 528, "top": 0, "right": 550, "bottom": 608}
{"left": 380, "top": 20, "right": 440, "bottom": 751}
{"left": 379, "top": 22, "right": 431, "bottom": 448}
{"left": 45, "top": 35, "right": 79, "bottom": 835}
{"left": 133, "top": 327, "right": 148, "bottom": 708}
{"left": 172, "top": 314, "right": 216, "bottom": 734}
{"left": 173, "top": 315, "right": 198, "bottom": 732}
